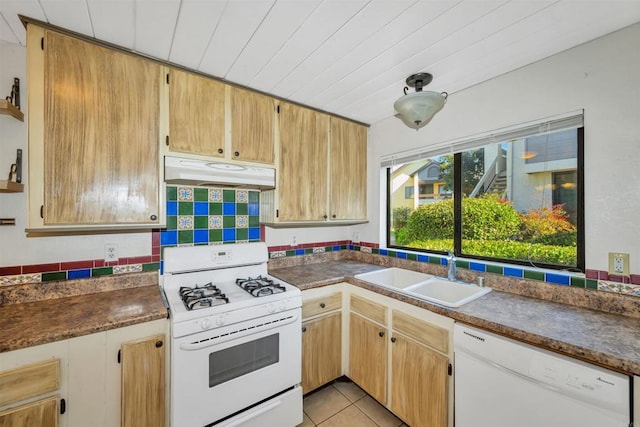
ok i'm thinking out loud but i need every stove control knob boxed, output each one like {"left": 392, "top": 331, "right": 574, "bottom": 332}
{"left": 201, "top": 319, "right": 212, "bottom": 330}
{"left": 278, "top": 302, "right": 286, "bottom": 311}
{"left": 267, "top": 303, "right": 276, "bottom": 313}
{"left": 216, "top": 315, "right": 227, "bottom": 326}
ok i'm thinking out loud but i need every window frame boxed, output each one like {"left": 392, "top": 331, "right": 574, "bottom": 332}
{"left": 386, "top": 127, "right": 585, "bottom": 272}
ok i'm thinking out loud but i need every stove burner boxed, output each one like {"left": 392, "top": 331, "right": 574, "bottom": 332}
{"left": 179, "top": 282, "right": 228, "bottom": 310}
{"left": 236, "top": 275, "right": 286, "bottom": 297}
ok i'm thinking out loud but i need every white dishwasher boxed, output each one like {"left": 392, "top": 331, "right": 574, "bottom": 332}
{"left": 454, "top": 324, "right": 632, "bottom": 427}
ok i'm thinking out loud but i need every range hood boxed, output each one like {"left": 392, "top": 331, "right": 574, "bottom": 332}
{"left": 165, "top": 156, "right": 275, "bottom": 189}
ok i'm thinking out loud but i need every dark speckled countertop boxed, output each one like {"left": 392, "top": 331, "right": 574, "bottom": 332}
{"left": 0, "top": 271, "right": 167, "bottom": 353}
{"left": 269, "top": 260, "right": 640, "bottom": 375}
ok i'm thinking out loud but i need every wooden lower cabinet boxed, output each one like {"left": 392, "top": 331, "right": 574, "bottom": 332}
{"left": 389, "top": 333, "right": 448, "bottom": 426}
{"left": 348, "top": 313, "right": 387, "bottom": 403}
{"left": 0, "top": 396, "right": 58, "bottom": 427}
{"left": 121, "top": 334, "right": 166, "bottom": 427}
{"left": 301, "top": 312, "right": 342, "bottom": 393}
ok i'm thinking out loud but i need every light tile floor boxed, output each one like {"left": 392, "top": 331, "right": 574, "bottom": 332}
{"left": 299, "top": 380, "right": 408, "bottom": 427}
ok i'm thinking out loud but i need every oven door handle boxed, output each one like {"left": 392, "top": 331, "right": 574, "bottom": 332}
{"left": 221, "top": 399, "right": 283, "bottom": 427}
{"left": 179, "top": 313, "right": 299, "bottom": 351}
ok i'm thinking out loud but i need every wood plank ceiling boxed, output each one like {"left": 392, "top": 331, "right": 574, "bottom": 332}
{"left": 1, "top": 0, "right": 639, "bottom": 125}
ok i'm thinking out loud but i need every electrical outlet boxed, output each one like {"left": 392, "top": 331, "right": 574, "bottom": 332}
{"left": 353, "top": 232, "right": 360, "bottom": 243}
{"left": 291, "top": 235, "right": 297, "bottom": 247}
{"left": 105, "top": 243, "right": 118, "bottom": 262}
{"left": 608, "top": 252, "right": 629, "bottom": 276}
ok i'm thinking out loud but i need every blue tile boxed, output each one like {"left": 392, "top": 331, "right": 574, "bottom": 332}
{"left": 504, "top": 267, "right": 523, "bottom": 278}
{"left": 379, "top": 249, "right": 388, "bottom": 256}
{"left": 248, "top": 203, "right": 259, "bottom": 216}
{"left": 470, "top": 262, "right": 486, "bottom": 272}
{"left": 159, "top": 260, "right": 164, "bottom": 275}
{"left": 194, "top": 229, "right": 208, "bottom": 244}
{"left": 333, "top": 245, "right": 341, "bottom": 251}
{"left": 349, "top": 245, "right": 355, "bottom": 250}
{"left": 441, "top": 258, "right": 448, "bottom": 266}
{"left": 546, "top": 273, "right": 570, "bottom": 286}
{"left": 68, "top": 269, "right": 91, "bottom": 279}
{"left": 223, "top": 229, "right": 236, "bottom": 242}
{"left": 167, "top": 201, "right": 178, "bottom": 216}
{"left": 295, "top": 249, "right": 305, "bottom": 256}
{"left": 194, "top": 202, "right": 208, "bottom": 216}
{"left": 417, "top": 255, "right": 429, "bottom": 263}
{"left": 248, "top": 227, "right": 260, "bottom": 240}
{"left": 223, "top": 202, "right": 236, "bottom": 215}
{"left": 397, "top": 252, "right": 407, "bottom": 259}
{"left": 161, "top": 230, "right": 177, "bottom": 245}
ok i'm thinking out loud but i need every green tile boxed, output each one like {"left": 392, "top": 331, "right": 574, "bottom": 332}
{"left": 486, "top": 264, "right": 503, "bottom": 275}
{"left": 223, "top": 216, "right": 236, "bottom": 228}
{"left": 456, "top": 260, "right": 469, "bottom": 269}
{"left": 194, "top": 216, "right": 209, "bottom": 229}
{"left": 586, "top": 279, "right": 598, "bottom": 290}
{"left": 325, "top": 246, "right": 333, "bottom": 252}
{"left": 249, "top": 216, "right": 260, "bottom": 227}
{"left": 387, "top": 250, "right": 397, "bottom": 258}
{"left": 570, "top": 277, "right": 586, "bottom": 288}
{"left": 429, "top": 257, "right": 441, "bottom": 265}
{"left": 236, "top": 203, "right": 248, "bottom": 215}
{"left": 142, "top": 262, "right": 160, "bottom": 272}
{"left": 209, "top": 229, "right": 222, "bottom": 242}
{"left": 166, "top": 186, "right": 177, "bottom": 201}
{"left": 249, "top": 191, "right": 259, "bottom": 203}
{"left": 223, "top": 189, "right": 236, "bottom": 202}
{"left": 178, "top": 230, "right": 193, "bottom": 244}
{"left": 42, "top": 271, "right": 67, "bottom": 281}
{"left": 208, "top": 203, "right": 222, "bottom": 215}
{"left": 194, "top": 187, "right": 209, "bottom": 201}
{"left": 236, "top": 228, "right": 248, "bottom": 240}
{"left": 302, "top": 248, "right": 312, "bottom": 254}
{"left": 407, "top": 253, "right": 417, "bottom": 261}
{"left": 524, "top": 270, "right": 545, "bottom": 281}
{"left": 166, "top": 215, "right": 177, "bottom": 230}
{"left": 340, "top": 245, "right": 347, "bottom": 250}
{"left": 178, "top": 202, "right": 193, "bottom": 215}
{"left": 286, "top": 250, "right": 295, "bottom": 257}
{"left": 92, "top": 267, "right": 113, "bottom": 277}
{"left": 372, "top": 248, "right": 379, "bottom": 254}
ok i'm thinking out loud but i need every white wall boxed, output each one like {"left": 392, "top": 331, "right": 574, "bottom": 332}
{"left": 365, "top": 23, "right": 640, "bottom": 272}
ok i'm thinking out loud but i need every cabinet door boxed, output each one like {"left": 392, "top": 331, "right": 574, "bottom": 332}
{"left": 121, "top": 335, "right": 165, "bottom": 427}
{"left": 390, "top": 333, "right": 448, "bottom": 427}
{"left": 348, "top": 313, "right": 386, "bottom": 403}
{"left": 330, "top": 118, "right": 367, "bottom": 220}
{"left": 169, "top": 68, "right": 225, "bottom": 157}
{"left": 230, "top": 87, "right": 275, "bottom": 164}
{"left": 0, "top": 396, "right": 58, "bottom": 427}
{"left": 43, "top": 30, "right": 161, "bottom": 225}
{"left": 278, "top": 103, "right": 328, "bottom": 221}
{"left": 302, "top": 313, "right": 342, "bottom": 394}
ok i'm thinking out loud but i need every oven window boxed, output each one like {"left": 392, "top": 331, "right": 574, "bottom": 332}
{"left": 209, "top": 334, "right": 279, "bottom": 387}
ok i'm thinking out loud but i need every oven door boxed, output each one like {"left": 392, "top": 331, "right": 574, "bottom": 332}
{"left": 171, "top": 308, "right": 302, "bottom": 427}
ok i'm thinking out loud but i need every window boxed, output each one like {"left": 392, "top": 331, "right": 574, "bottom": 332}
{"left": 405, "top": 187, "right": 414, "bottom": 199}
{"left": 387, "top": 120, "right": 584, "bottom": 271}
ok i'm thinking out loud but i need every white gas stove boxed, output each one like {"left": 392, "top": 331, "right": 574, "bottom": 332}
{"left": 162, "top": 242, "right": 302, "bottom": 427}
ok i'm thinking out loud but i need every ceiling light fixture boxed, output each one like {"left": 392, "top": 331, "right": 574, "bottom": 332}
{"left": 394, "top": 73, "right": 447, "bottom": 130}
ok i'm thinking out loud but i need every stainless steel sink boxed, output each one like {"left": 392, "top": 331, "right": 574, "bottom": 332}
{"left": 355, "top": 267, "right": 490, "bottom": 308}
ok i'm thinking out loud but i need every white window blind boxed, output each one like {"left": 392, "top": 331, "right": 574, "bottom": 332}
{"left": 381, "top": 110, "right": 583, "bottom": 167}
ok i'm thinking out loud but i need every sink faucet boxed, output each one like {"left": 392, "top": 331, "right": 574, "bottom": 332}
{"left": 447, "top": 250, "right": 456, "bottom": 281}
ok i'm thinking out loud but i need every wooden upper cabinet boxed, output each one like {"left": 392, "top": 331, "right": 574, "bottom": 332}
{"left": 330, "top": 118, "right": 367, "bottom": 220}
{"left": 230, "top": 87, "right": 275, "bottom": 164}
{"left": 168, "top": 68, "right": 225, "bottom": 157}
{"left": 278, "top": 103, "right": 329, "bottom": 221}
{"left": 40, "top": 29, "right": 162, "bottom": 225}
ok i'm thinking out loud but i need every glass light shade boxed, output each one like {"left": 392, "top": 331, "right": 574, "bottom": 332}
{"left": 394, "top": 91, "right": 446, "bottom": 129}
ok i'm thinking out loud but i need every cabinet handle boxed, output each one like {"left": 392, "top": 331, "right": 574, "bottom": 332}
{"left": 234, "top": 151, "right": 240, "bottom": 157}
{"left": 390, "top": 337, "right": 397, "bottom": 343}
{"left": 378, "top": 331, "right": 385, "bottom": 338}
{"left": 60, "top": 398, "right": 66, "bottom": 415}
{"left": 302, "top": 326, "right": 307, "bottom": 333}
{"left": 218, "top": 148, "right": 224, "bottom": 154}
{"left": 40, "top": 205, "right": 44, "bottom": 219}
{"left": 332, "top": 214, "right": 336, "bottom": 218}
{"left": 323, "top": 215, "right": 328, "bottom": 219}
{"left": 165, "top": 135, "right": 169, "bottom": 146}
{"left": 320, "top": 303, "right": 326, "bottom": 308}
{"left": 150, "top": 214, "right": 157, "bottom": 221}
{"left": 155, "top": 340, "right": 163, "bottom": 348}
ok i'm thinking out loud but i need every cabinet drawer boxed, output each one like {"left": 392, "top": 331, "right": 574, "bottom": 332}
{"left": 302, "top": 293, "right": 342, "bottom": 319}
{"left": 350, "top": 295, "right": 387, "bottom": 326}
{"left": 0, "top": 359, "right": 60, "bottom": 406}
{"left": 392, "top": 310, "right": 448, "bottom": 354}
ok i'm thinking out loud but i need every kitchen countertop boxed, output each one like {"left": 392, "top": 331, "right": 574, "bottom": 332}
{"left": 269, "top": 260, "right": 640, "bottom": 376}
{"left": 0, "top": 271, "right": 167, "bottom": 353}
